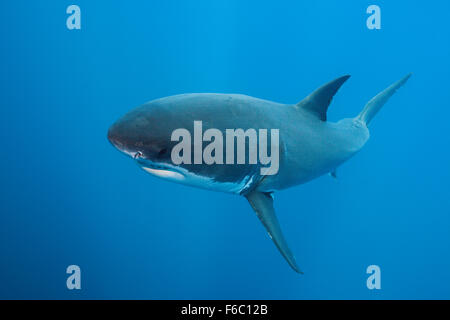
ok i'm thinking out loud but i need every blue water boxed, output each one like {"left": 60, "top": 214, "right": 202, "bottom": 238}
{"left": 1, "top": 1, "right": 449, "bottom": 299}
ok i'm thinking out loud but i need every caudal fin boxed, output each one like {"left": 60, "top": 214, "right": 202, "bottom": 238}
{"left": 357, "top": 73, "right": 411, "bottom": 126}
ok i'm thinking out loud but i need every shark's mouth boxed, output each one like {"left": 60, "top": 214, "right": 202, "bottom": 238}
{"left": 136, "top": 158, "right": 185, "bottom": 181}
{"left": 142, "top": 167, "right": 184, "bottom": 180}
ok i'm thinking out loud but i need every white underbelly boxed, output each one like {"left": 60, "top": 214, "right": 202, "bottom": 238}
{"left": 141, "top": 165, "right": 255, "bottom": 194}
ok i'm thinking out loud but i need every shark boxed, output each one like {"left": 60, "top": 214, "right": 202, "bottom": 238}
{"left": 107, "top": 74, "right": 411, "bottom": 274}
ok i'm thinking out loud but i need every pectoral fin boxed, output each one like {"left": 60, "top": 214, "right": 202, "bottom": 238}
{"left": 245, "top": 190, "right": 303, "bottom": 274}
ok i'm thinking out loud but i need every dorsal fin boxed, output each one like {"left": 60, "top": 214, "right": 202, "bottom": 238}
{"left": 296, "top": 75, "right": 350, "bottom": 121}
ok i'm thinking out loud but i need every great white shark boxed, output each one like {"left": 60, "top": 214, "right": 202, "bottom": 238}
{"left": 108, "top": 74, "right": 411, "bottom": 274}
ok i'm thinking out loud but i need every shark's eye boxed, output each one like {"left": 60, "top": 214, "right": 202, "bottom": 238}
{"left": 134, "top": 151, "right": 143, "bottom": 159}
{"left": 158, "top": 148, "right": 168, "bottom": 157}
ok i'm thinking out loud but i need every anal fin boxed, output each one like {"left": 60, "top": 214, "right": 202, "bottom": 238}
{"left": 245, "top": 190, "right": 303, "bottom": 274}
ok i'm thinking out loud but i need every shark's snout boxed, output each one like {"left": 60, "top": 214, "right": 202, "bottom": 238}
{"left": 107, "top": 114, "right": 165, "bottom": 161}
{"left": 107, "top": 123, "right": 123, "bottom": 150}
{"left": 107, "top": 119, "right": 138, "bottom": 156}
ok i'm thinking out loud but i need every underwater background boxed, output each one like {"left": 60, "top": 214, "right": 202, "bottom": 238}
{"left": 1, "top": 0, "right": 449, "bottom": 299}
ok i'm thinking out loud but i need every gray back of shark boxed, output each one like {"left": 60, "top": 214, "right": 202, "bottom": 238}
{"left": 108, "top": 74, "right": 411, "bottom": 274}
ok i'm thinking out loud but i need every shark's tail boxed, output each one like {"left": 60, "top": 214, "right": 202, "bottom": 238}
{"left": 357, "top": 73, "right": 412, "bottom": 126}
